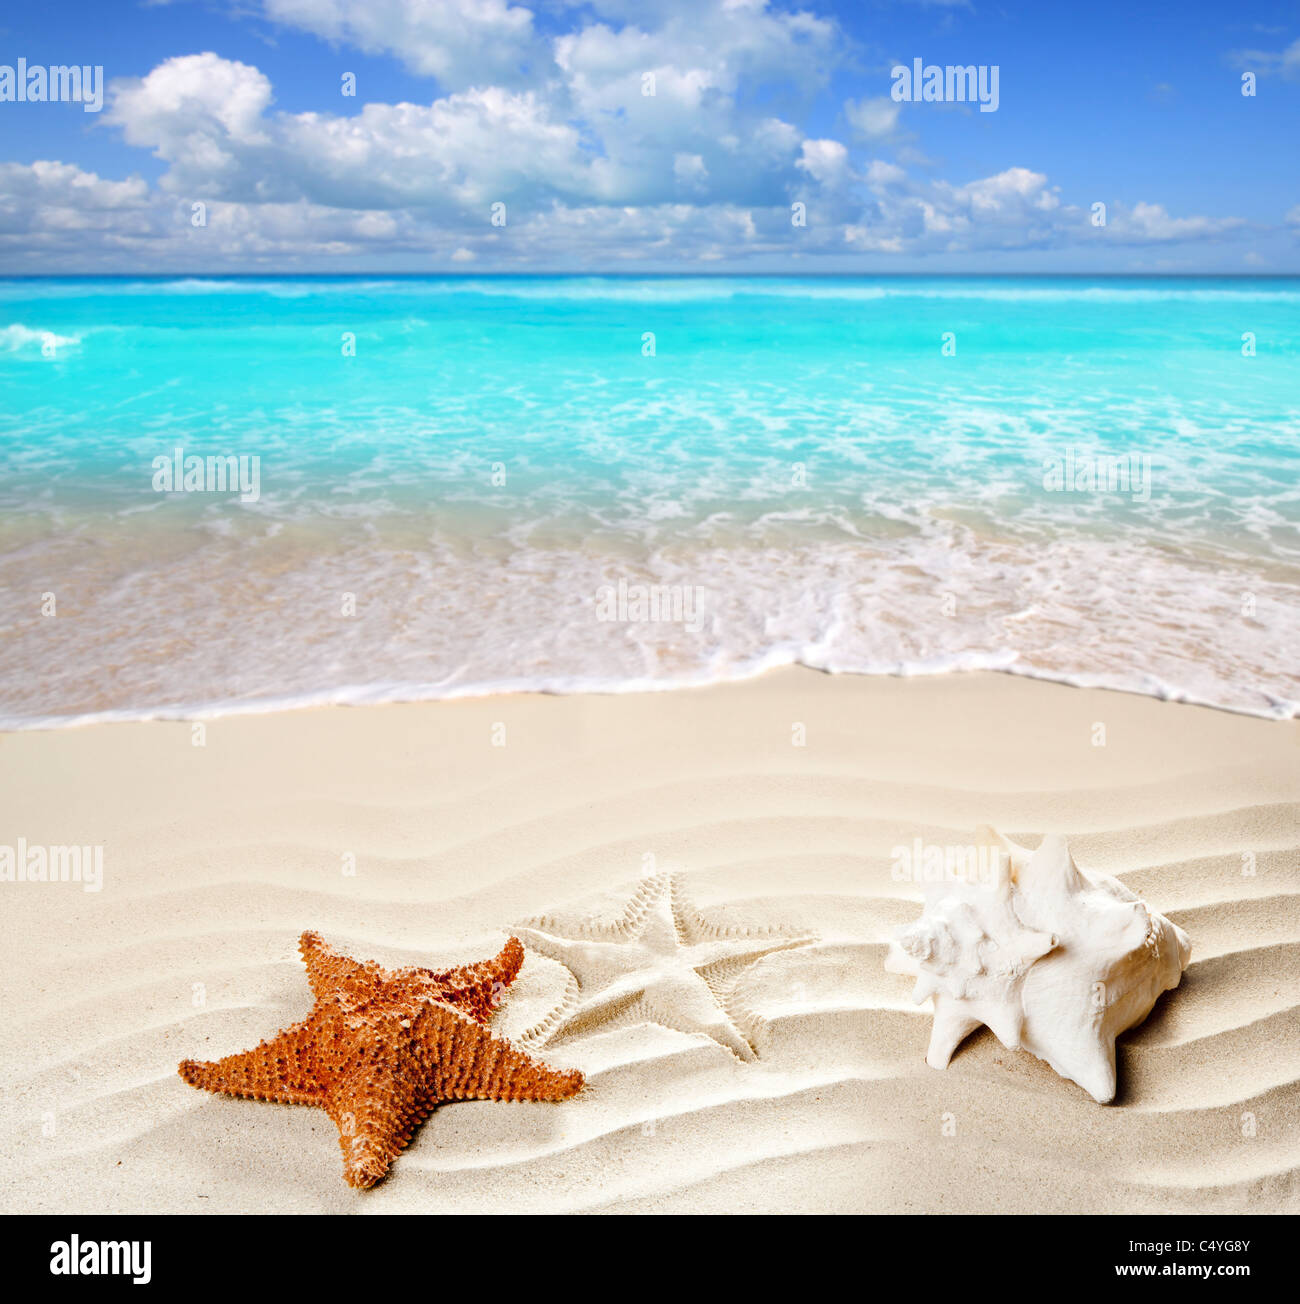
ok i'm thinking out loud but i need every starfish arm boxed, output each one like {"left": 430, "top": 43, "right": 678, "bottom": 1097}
{"left": 686, "top": 934, "right": 816, "bottom": 972}
{"left": 641, "top": 974, "right": 759, "bottom": 1061}
{"left": 925, "top": 1000, "right": 982, "bottom": 1069}
{"left": 513, "top": 927, "right": 634, "bottom": 989}
{"left": 634, "top": 876, "right": 683, "bottom": 951}
{"left": 325, "top": 1061, "right": 431, "bottom": 1189}
{"left": 414, "top": 1001, "right": 585, "bottom": 1104}
{"left": 299, "top": 930, "right": 374, "bottom": 1001}
{"left": 179, "top": 1016, "right": 326, "bottom": 1106}
{"left": 424, "top": 937, "right": 526, "bottom": 1024}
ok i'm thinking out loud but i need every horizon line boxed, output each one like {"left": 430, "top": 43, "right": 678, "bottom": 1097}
{"left": 2, "top": 270, "right": 1298, "bottom": 281}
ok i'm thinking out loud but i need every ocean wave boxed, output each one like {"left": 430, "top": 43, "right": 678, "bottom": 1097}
{"left": 1, "top": 527, "right": 1296, "bottom": 729}
{"left": 0, "top": 323, "right": 82, "bottom": 354}
{"left": 0, "top": 274, "right": 1295, "bottom": 730}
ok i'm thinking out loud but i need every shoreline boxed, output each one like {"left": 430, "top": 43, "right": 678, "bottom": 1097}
{"left": 3, "top": 656, "right": 1298, "bottom": 735}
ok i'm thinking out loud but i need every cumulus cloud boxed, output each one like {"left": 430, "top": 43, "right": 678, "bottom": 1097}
{"left": 796, "top": 139, "right": 849, "bottom": 188}
{"left": 550, "top": 1, "right": 835, "bottom": 206}
{"left": 844, "top": 96, "right": 901, "bottom": 140}
{"left": 0, "top": 1, "right": 1261, "bottom": 270}
{"left": 672, "top": 152, "right": 709, "bottom": 192}
{"left": 111, "top": 52, "right": 274, "bottom": 147}
{"left": 836, "top": 166, "right": 1246, "bottom": 257}
{"left": 0, "top": 162, "right": 156, "bottom": 258}
{"left": 1108, "top": 202, "right": 1245, "bottom": 242}
{"left": 108, "top": 56, "right": 591, "bottom": 211}
{"left": 261, "top": 0, "right": 543, "bottom": 90}
{"left": 105, "top": 7, "right": 835, "bottom": 214}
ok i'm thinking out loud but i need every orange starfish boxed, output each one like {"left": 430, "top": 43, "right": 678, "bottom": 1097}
{"left": 179, "top": 931, "right": 584, "bottom": 1188}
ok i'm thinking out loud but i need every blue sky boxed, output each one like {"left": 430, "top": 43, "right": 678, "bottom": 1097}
{"left": 0, "top": 0, "right": 1296, "bottom": 271}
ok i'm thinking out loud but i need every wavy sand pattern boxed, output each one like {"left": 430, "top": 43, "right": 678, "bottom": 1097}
{"left": 0, "top": 667, "right": 1296, "bottom": 1213}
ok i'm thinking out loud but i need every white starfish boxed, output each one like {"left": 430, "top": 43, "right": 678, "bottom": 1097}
{"left": 887, "top": 829, "right": 1191, "bottom": 1102}
{"left": 514, "top": 874, "right": 815, "bottom": 1061}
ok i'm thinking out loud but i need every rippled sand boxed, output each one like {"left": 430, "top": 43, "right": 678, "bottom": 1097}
{"left": 0, "top": 667, "right": 1295, "bottom": 1213}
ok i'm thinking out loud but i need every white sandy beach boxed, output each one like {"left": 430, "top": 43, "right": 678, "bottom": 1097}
{"left": 0, "top": 667, "right": 1296, "bottom": 1214}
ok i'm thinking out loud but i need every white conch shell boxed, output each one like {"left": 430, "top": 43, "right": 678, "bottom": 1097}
{"left": 885, "top": 829, "right": 1190, "bottom": 1103}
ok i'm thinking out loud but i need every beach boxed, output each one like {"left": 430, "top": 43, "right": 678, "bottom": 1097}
{"left": 4, "top": 0, "right": 1299, "bottom": 1257}
{"left": 3, "top": 276, "right": 1299, "bottom": 728}
{"left": 2, "top": 666, "right": 1296, "bottom": 1214}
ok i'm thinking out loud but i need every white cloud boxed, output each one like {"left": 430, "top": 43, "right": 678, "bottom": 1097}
{"left": 550, "top": 2, "right": 836, "bottom": 206}
{"left": 673, "top": 152, "right": 709, "bottom": 191}
{"left": 0, "top": 162, "right": 155, "bottom": 256}
{"left": 824, "top": 166, "right": 1245, "bottom": 258}
{"left": 864, "top": 159, "right": 906, "bottom": 188}
{"left": 1229, "top": 36, "right": 1300, "bottom": 78}
{"left": 109, "top": 59, "right": 592, "bottom": 211}
{"left": 0, "top": 3, "right": 1264, "bottom": 270}
{"left": 1109, "top": 201, "right": 1244, "bottom": 242}
{"left": 0, "top": 160, "right": 149, "bottom": 213}
{"left": 796, "top": 139, "right": 848, "bottom": 188}
{"left": 261, "top": 0, "right": 543, "bottom": 90}
{"left": 111, "top": 52, "right": 274, "bottom": 149}
{"left": 844, "top": 96, "right": 901, "bottom": 140}
{"left": 948, "top": 167, "right": 1060, "bottom": 215}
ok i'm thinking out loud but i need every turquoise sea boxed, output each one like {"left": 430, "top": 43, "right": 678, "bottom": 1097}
{"left": 1, "top": 275, "right": 1297, "bottom": 725}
